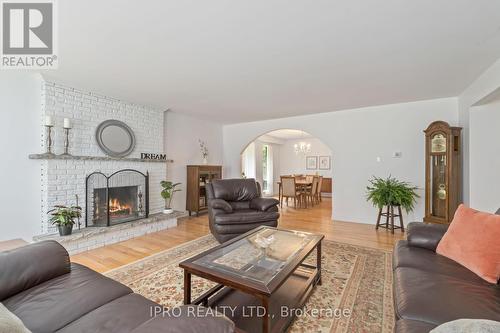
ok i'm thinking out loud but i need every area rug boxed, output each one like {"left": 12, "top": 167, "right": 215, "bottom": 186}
{"left": 106, "top": 235, "right": 394, "bottom": 333}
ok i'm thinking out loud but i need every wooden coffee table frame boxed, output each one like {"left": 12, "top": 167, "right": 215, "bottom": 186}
{"left": 179, "top": 226, "right": 324, "bottom": 333}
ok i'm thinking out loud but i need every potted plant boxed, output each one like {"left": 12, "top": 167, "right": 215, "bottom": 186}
{"left": 48, "top": 205, "right": 82, "bottom": 236}
{"left": 161, "top": 181, "right": 181, "bottom": 214}
{"left": 366, "top": 176, "right": 419, "bottom": 213}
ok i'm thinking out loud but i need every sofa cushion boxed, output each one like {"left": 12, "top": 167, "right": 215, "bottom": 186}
{"left": 229, "top": 201, "right": 251, "bottom": 210}
{"left": 131, "top": 305, "right": 234, "bottom": 333}
{"left": 436, "top": 204, "right": 500, "bottom": 284}
{"left": 406, "top": 222, "right": 448, "bottom": 251}
{"left": 214, "top": 210, "right": 280, "bottom": 225}
{"left": 0, "top": 303, "right": 31, "bottom": 333}
{"left": 210, "top": 199, "right": 233, "bottom": 213}
{"left": 56, "top": 293, "right": 157, "bottom": 333}
{"left": 3, "top": 263, "right": 132, "bottom": 333}
{"left": 213, "top": 220, "right": 278, "bottom": 235}
{"left": 211, "top": 179, "right": 260, "bottom": 202}
{"left": 395, "top": 319, "right": 437, "bottom": 333}
{"left": 394, "top": 241, "right": 490, "bottom": 285}
{"left": 0, "top": 241, "right": 70, "bottom": 301}
{"left": 394, "top": 267, "right": 500, "bottom": 326}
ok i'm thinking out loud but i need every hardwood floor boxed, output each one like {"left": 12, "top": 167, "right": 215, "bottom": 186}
{"left": 0, "top": 238, "right": 28, "bottom": 252}
{"left": 72, "top": 198, "right": 405, "bottom": 273}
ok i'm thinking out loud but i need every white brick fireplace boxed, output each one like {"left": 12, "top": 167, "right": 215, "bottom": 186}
{"left": 35, "top": 81, "right": 175, "bottom": 247}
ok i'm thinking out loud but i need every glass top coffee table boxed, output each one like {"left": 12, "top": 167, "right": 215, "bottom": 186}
{"left": 179, "top": 226, "right": 324, "bottom": 333}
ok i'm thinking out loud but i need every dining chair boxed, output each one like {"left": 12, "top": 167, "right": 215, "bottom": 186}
{"left": 317, "top": 176, "right": 323, "bottom": 203}
{"left": 294, "top": 175, "right": 305, "bottom": 182}
{"left": 281, "top": 176, "right": 303, "bottom": 208}
{"left": 305, "top": 176, "right": 319, "bottom": 206}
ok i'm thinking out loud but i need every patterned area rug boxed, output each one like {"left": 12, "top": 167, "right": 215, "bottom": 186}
{"left": 106, "top": 235, "right": 394, "bottom": 332}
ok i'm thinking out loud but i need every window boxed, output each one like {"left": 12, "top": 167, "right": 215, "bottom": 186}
{"left": 262, "top": 144, "right": 271, "bottom": 193}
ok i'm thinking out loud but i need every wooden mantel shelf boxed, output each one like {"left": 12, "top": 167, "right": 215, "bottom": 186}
{"left": 29, "top": 153, "right": 173, "bottom": 163}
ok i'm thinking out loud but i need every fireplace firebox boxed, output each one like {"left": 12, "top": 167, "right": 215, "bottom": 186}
{"left": 86, "top": 169, "right": 149, "bottom": 227}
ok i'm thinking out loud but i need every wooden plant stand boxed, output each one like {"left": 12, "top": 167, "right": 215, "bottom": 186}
{"left": 375, "top": 205, "right": 405, "bottom": 234}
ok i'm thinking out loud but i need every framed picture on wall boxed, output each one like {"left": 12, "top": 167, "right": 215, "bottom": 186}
{"left": 319, "top": 156, "right": 331, "bottom": 170}
{"left": 306, "top": 156, "right": 318, "bottom": 170}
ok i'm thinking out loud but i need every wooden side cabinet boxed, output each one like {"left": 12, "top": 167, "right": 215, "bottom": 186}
{"left": 423, "top": 121, "right": 462, "bottom": 224}
{"left": 320, "top": 177, "right": 332, "bottom": 196}
{"left": 186, "top": 165, "right": 222, "bottom": 216}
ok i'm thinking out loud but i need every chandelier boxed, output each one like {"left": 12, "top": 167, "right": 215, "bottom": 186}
{"left": 294, "top": 142, "right": 311, "bottom": 154}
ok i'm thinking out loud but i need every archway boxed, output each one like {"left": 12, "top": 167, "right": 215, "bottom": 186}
{"left": 240, "top": 129, "right": 334, "bottom": 215}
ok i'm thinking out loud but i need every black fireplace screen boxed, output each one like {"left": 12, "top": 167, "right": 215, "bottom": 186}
{"left": 86, "top": 169, "right": 149, "bottom": 227}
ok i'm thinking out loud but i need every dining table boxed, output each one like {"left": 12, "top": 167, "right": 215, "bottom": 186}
{"left": 276, "top": 179, "right": 313, "bottom": 208}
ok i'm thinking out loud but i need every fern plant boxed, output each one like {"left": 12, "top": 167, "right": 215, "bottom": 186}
{"left": 366, "top": 176, "right": 419, "bottom": 213}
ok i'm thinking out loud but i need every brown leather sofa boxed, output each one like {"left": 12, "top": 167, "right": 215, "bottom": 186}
{"left": 393, "top": 222, "right": 500, "bottom": 333}
{"left": 206, "top": 178, "right": 280, "bottom": 243}
{"left": 0, "top": 241, "right": 234, "bottom": 333}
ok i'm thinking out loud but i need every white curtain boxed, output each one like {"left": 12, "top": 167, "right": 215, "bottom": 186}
{"left": 241, "top": 142, "right": 256, "bottom": 179}
{"left": 264, "top": 144, "right": 274, "bottom": 196}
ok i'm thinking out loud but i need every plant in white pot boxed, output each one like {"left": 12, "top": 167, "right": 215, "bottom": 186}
{"left": 48, "top": 205, "right": 82, "bottom": 236}
{"left": 161, "top": 181, "right": 181, "bottom": 214}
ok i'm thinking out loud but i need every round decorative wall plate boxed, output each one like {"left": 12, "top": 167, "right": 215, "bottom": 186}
{"left": 95, "top": 119, "right": 136, "bottom": 158}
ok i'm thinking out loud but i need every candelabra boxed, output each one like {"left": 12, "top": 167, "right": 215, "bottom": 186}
{"left": 62, "top": 127, "right": 71, "bottom": 155}
{"left": 45, "top": 124, "right": 54, "bottom": 156}
{"left": 62, "top": 118, "right": 72, "bottom": 155}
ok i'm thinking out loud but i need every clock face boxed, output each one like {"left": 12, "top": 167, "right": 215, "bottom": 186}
{"left": 431, "top": 134, "right": 446, "bottom": 153}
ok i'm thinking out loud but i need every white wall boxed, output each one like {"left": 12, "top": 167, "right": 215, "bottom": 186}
{"left": 223, "top": 98, "right": 458, "bottom": 224}
{"left": 164, "top": 111, "right": 224, "bottom": 212}
{"left": 469, "top": 97, "right": 500, "bottom": 213}
{"left": 278, "top": 138, "right": 333, "bottom": 178}
{"left": 459, "top": 57, "right": 500, "bottom": 207}
{"left": 0, "top": 73, "right": 42, "bottom": 241}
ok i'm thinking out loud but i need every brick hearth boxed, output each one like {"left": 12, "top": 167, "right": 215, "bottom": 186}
{"left": 34, "top": 212, "right": 186, "bottom": 255}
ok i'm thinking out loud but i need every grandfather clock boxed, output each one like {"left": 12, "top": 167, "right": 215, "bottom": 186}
{"left": 424, "top": 121, "right": 462, "bottom": 224}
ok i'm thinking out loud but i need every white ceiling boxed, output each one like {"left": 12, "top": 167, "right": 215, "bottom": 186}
{"left": 44, "top": 0, "right": 500, "bottom": 123}
{"left": 263, "top": 129, "right": 313, "bottom": 140}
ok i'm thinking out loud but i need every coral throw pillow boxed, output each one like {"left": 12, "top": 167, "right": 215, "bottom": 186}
{"left": 436, "top": 204, "right": 500, "bottom": 284}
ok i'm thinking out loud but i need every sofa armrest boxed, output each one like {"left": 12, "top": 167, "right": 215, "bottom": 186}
{"left": 407, "top": 222, "right": 449, "bottom": 252}
{"left": 250, "top": 197, "right": 280, "bottom": 212}
{"left": 0, "top": 240, "right": 70, "bottom": 301}
{"left": 209, "top": 199, "right": 233, "bottom": 213}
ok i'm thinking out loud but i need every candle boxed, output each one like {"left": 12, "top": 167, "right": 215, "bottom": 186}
{"left": 63, "top": 118, "right": 71, "bottom": 129}
{"left": 45, "top": 115, "right": 54, "bottom": 127}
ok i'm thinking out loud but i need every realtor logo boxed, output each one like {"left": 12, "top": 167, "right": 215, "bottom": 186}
{"left": 1, "top": 0, "right": 57, "bottom": 68}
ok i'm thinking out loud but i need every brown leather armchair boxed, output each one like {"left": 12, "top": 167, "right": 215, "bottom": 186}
{"left": 206, "top": 178, "right": 280, "bottom": 243}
